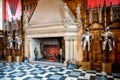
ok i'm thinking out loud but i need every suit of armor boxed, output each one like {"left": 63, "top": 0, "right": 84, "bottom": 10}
{"left": 100, "top": 27, "right": 115, "bottom": 52}
{"left": 81, "top": 28, "right": 93, "bottom": 51}
{"left": 15, "top": 33, "right": 22, "bottom": 50}
{"left": 8, "top": 32, "right": 13, "bottom": 49}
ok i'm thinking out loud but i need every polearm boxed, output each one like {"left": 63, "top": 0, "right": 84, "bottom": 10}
{"left": 103, "top": 0, "right": 107, "bottom": 27}
{"left": 110, "top": 2, "right": 113, "bottom": 23}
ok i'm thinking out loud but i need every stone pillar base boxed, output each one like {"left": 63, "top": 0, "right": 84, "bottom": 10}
{"left": 81, "top": 62, "right": 92, "bottom": 70}
{"left": 64, "top": 60, "right": 68, "bottom": 67}
{"left": 102, "top": 63, "right": 112, "bottom": 73}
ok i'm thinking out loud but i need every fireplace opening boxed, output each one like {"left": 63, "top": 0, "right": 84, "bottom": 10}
{"left": 43, "top": 45, "right": 60, "bottom": 62}
{"left": 32, "top": 37, "right": 65, "bottom": 63}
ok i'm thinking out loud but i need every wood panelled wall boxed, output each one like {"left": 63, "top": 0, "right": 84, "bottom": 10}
{"left": 86, "top": 5, "right": 120, "bottom": 72}
{"left": 0, "top": 30, "right": 4, "bottom": 61}
{"left": 89, "top": 23, "right": 120, "bottom": 71}
{"left": 90, "top": 23, "right": 120, "bottom": 72}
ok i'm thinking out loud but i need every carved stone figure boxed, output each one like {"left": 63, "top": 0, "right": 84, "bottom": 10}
{"left": 76, "top": 4, "right": 80, "bottom": 18}
{"left": 15, "top": 33, "right": 22, "bottom": 50}
{"left": 64, "top": 3, "right": 69, "bottom": 19}
{"left": 100, "top": 27, "right": 115, "bottom": 52}
{"left": 64, "top": 3, "right": 71, "bottom": 25}
{"left": 23, "top": 11, "right": 29, "bottom": 27}
{"left": 76, "top": 4, "right": 82, "bottom": 28}
{"left": 81, "top": 28, "right": 94, "bottom": 51}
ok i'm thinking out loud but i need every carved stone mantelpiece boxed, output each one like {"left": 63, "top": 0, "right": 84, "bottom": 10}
{"left": 25, "top": 22, "right": 79, "bottom": 63}
{"left": 25, "top": 23, "right": 79, "bottom": 38}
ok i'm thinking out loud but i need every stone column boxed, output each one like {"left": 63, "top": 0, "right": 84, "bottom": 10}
{"left": 64, "top": 37, "right": 70, "bottom": 61}
{"left": 25, "top": 38, "right": 32, "bottom": 59}
{"left": 73, "top": 39, "right": 77, "bottom": 60}
{"left": 25, "top": 31, "right": 27, "bottom": 58}
{"left": 64, "top": 37, "right": 78, "bottom": 63}
{"left": 70, "top": 39, "right": 74, "bottom": 60}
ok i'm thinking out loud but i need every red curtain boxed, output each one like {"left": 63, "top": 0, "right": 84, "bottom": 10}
{"left": 4, "top": 0, "right": 7, "bottom": 21}
{"left": 4, "top": 0, "right": 21, "bottom": 21}
{"left": 8, "top": 0, "right": 19, "bottom": 16}
{"left": 88, "top": 0, "right": 120, "bottom": 8}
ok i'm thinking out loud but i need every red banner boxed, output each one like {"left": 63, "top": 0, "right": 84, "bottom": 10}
{"left": 88, "top": 0, "right": 120, "bottom": 8}
{"left": 4, "top": 0, "right": 22, "bottom": 21}
{"left": 4, "top": 0, "right": 7, "bottom": 21}
{"left": 8, "top": 0, "right": 19, "bottom": 16}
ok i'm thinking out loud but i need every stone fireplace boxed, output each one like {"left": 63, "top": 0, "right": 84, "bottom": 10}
{"left": 25, "top": 24, "right": 79, "bottom": 63}
{"left": 30, "top": 37, "right": 64, "bottom": 62}
{"left": 24, "top": 0, "right": 83, "bottom": 64}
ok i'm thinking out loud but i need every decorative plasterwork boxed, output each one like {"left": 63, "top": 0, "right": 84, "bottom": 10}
{"left": 25, "top": 23, "right": 79, "bottom": 38}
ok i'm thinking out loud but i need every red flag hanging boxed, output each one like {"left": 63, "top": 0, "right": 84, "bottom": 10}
{"left": 4, "top": 0, "right": 22, "bottom": 21}
{"left": 88, "top": 0, "right": 120, "bottom": 8}
{"left": 4, "top": 0, "right": 7, "bottom": 21}
{"left": 7, "top": 0, "right": 19, "bottom": 16}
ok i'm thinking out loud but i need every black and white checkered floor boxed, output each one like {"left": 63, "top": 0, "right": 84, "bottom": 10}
{"left": 0, "top": 62, "right": 120, "bottom": 80}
